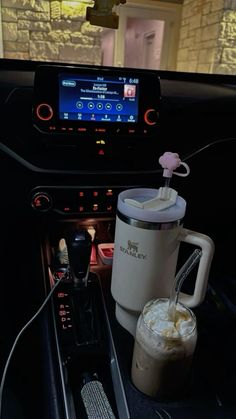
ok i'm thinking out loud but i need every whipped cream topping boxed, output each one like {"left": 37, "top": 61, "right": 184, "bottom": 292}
{"left": 143, "top": 299, "right": 196, "bottom": 339}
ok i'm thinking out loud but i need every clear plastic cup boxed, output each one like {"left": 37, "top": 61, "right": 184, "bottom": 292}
{"left": 131, "top": 298, "right": 197, "bottom": 400}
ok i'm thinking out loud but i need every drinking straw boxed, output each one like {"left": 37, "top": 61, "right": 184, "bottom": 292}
{"left": 168, "top": 249, "right": 202, "bottom": 322}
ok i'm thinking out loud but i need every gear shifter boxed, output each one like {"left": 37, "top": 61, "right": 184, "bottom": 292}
{"left": 66, "top": 229, "right": 92, "bottom": 287}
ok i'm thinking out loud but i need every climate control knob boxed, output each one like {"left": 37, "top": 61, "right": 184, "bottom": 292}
{"left": 31, "top": 192, "right": 52, "bottom": 212}
{"left": 144, "top": 109, "right": 159, "bottom": 125}
{"left": 36, "top": 103, "right": 54, "bottom": 121}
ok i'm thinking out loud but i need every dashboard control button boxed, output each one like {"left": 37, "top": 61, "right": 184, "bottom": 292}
{"left": 78, "top": 205, "right": 85, "bottom": 213}
{"left": 144, "top": 109, "right": 159, "bottom": 125}
{"left": 98, "top": 149, "right": 105, "bottom": 155}
{"left": 63, "top": 206, "right": 72, "bottom": 213}
{"left": 31, "top": 192, "right": 52, "bottom": 211}
{"left": 36, "top": 103, "right": 54, "bottom": 121}
{"left": 105, "top": 189, "right": 114, "bottom": 197}
{"left": 78, "top": 190, "right": 85, "bottom": 198}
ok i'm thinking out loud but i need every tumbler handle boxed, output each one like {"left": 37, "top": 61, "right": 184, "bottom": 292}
{"left": 178, "top": 228, "right": 215, "bottom": 307}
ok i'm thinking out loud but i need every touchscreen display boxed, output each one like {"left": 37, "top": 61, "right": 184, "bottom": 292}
{"left": 59, "top": 73, "right": 139, "bottom": 123}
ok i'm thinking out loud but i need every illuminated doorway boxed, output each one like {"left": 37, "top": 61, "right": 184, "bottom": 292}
{"left": 101, "top": 1, "right": 181, "bottom": 71}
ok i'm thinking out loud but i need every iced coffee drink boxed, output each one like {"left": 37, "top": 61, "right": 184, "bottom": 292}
{"left": 131, "top": 298, "right": 197, "bottom": 400}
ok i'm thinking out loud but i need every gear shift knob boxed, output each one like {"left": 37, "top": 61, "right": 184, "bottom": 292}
{"left": 66, "top": 229, "right": 92, "bottom": 287}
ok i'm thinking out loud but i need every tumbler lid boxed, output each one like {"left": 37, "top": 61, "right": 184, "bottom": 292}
{"left": 117, "top": 188, "right": 186, "bottom": 223}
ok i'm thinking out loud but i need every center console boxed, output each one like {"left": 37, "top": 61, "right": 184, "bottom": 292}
{"left": 43, "top": 218, "right": 129, "bottom": 419}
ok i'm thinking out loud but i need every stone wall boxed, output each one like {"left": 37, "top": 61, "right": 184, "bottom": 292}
{"left": 1, "top": 0, "right": 103, "bottom": 64}
{"left": 216, "top": 2, "right": 236, "bottom": 73}
{"left": 177, "top": 0, "right": 236, "bottom": 74}
{"left": 2, "top": 0, "right": 236, "bottom": 73}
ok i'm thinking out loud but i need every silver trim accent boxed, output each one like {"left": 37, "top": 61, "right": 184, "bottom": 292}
{"left": 215, "top": 393, "right": 223, "bottom": 407}
{"left": 99, "top": 273, "right": 131, "bottom": 419}
{"left": 47, "top": 266, "right": 77, "bottom": 419}
{"left": 161, "top": 408, "right": 172, "bottom": 419}
{"left": 155, "top": 410, "right": 165, "bottom": 419}
{"left": 117, "top": 210, "right": 180, "bottom": 230}
{"left": 40, "top": 242, "right": 75, "bottom": 419}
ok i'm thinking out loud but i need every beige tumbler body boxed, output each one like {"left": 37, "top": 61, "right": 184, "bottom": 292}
{"left": 111, "top": 188, "right": 214, "bottom": 336}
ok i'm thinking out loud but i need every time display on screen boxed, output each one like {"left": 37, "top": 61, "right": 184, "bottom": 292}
{"left": 59, "top": 73, "right": 140, "bottom": 123}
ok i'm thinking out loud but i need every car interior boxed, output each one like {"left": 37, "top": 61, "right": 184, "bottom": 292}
{"left": 0, "top": 53, "right": 236, "bottom": 419}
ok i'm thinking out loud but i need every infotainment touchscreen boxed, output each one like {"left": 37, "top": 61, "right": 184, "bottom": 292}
{"left": 58, "top": 73, "right": 139, "bottom": 123}
{"left": 33, "top": 64, "right": 161, "bottom": 145}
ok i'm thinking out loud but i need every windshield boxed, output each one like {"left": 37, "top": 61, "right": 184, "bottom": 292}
{"left": 0, "top": 0, "right": 235, "bottom": 76}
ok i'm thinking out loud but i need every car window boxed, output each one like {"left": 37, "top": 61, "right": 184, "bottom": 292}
{"left": 0, "top": 0, "right": 236, "bottom": 76}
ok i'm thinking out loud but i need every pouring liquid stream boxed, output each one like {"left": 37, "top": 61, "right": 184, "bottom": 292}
{"left": 168, "top": 249, "right": 202, "bottom": 322}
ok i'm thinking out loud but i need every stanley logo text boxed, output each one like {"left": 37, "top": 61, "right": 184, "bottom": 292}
{"left": 120, "top": 240, "right": 147, "bottom": 260}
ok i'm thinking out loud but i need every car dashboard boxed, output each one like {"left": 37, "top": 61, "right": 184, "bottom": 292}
{"left": 0, "top": 58, "right": 236, "bottom": 419}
